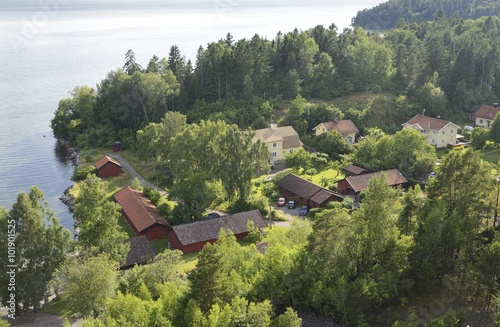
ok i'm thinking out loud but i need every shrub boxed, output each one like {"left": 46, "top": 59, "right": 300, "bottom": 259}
{"left": 157, "top": 201, "right": 171, "bottom": 218}
{"left": 305, "top": 168, "right": 317, "bottom": 176}
{"left": 244, "top": 221, "right": 263, "bottom": 243}
{"left": 143, "top": 187, "right": 162, "bottom": 206}
{"left": 71, "top": 165, "right": 96, "bottom": 181}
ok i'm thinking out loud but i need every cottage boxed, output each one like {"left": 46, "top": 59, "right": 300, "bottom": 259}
{"left": 337, "top": 169, "right": 407, "bottom": 199}
{"left": 120, "top": 235, "right": 156, "bottom": 270}
{"left": 473, "top": 104, "right": 500, "bottom": 128}
{"left": 113, "top": 187, "right": 171, "bottom": 241}
{"left": 94, "top": 155, "right": 122, "bottom": 177}
{"left": 168, "top": 209, "right": 268, "bottom": 254}
{"left": 253, "top": 123, "right": 303, "bottom": 165}
{"left": 313, "top": 119, "right": 359, "bottom": 143}
{"left": 276, "top": 173, "right": 344, "bottom": 208}
{"left": 402, "top": 114, "right": 460, "bottom": 148}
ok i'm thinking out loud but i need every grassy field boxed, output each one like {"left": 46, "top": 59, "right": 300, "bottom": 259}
{"left": 40, "top": 297, "right": 74, "bottom": 318}
{"left": 481, "top": 149, "right": 500, "bottom": 163}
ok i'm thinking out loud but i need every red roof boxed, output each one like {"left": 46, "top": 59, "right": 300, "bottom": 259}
{"left": 402, "top": 114, "right": 456, "bottom": 131}
{"left": 95, "top": 155, "right": 122, "bottom": 170}
{"left": 474, "top": 105, "right": 500, "bottom": 120}
{"left": 113, "top": 187, "right": 169, "bottom": 232}
{"left": 315, "top": 119, "right": 359, "bottom": 136}
{"left": 343, "top": 169, "right": 407, "bottom": 193}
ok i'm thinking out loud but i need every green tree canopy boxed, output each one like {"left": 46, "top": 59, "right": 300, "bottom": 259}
{"left": 0, "top": 187, "right": 71, "bottom": 314}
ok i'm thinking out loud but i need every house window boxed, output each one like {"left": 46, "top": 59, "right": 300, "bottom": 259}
{"left": 432, "top": 139, "right": 435, "bottom": 143}
{"left": 441, "top": 139, "right": 444, "bottom": 143}
{"left": 271, "top": 152, "right": 277, "bottom": 157}
{"left": 442, "top": 130, "right": 445, "bottom": 135}
{"left": 450, "top": 129, "right": 454, "bottom": 133}
{"left": 272, "top": 143, "right": 277, "bottom": 147}
{"left": 432, "top": 131, "right": 436, "bottom": 134}
{"left": 289, "top": 149, "right": 293, "bottom": 153}
{"left": 480, "top": 119, "right": 483, "bottom": 123}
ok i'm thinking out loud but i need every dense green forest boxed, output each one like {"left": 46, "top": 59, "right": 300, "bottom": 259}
{"left": 52, "top": 15, "right": 500, "bottom": 150}
{"left": 353, "top": 0, "right": 500, "bottom": 30}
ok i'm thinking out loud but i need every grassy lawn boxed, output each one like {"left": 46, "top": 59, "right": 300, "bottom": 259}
{"left": 118, "top": 217, "right": 135, "bottom": 238}
{"left": 481, "top": 149, "right": 500, "bottom": 163}
{"left": 40, "top": 297, "right": 74, "bottom": 318}
{"left": 295, "top": 165, "right": 344, "bottom": 186}
{"left": 150, "top": 238, "right": 169, "bottom": 254}
{"left": 180, "top": 252, "right": 199, "bottom": 272}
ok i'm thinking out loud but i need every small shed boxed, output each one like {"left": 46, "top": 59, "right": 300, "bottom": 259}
{"left": 113, "top": 187, "right": 171, "bottom": 241}
{"left": 169, "top": 210, "right": 267, "bottom": 254}
{"left": 112, "top": 141, "right": 122, "bottom": 152}
{"left": 120, "top": 235, "right": 156, "bottom": 270}
{"left": 95, "top": 155, "right": 122, "bottom": 178}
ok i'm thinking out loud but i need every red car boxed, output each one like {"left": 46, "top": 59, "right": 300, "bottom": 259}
{"left": 277, "top": 197, "right": 286, "bottom": 206}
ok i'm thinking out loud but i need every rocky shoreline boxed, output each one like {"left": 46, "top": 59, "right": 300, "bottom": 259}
{"left": 56, "top": 139, "right": 80, "bottom": 214}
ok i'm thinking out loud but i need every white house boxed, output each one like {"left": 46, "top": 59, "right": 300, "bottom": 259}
{"left": 253, "top": 124, "right": 302, "bottom": 165}
{"left": 402, "top": 114, "right": 460, "bottom": 148}
{"left": 473, "top": 104, "right": 500, "bottom": 128}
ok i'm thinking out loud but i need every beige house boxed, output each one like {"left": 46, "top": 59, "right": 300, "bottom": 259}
{"left": 402, "top": 114, "right": 460, "bottom": 148}
{"left": 312, "top": 119, "right": 359, "bottom": 143}
{"left": 253, "top": 124, "right": 302, "bottom": 165}
{"left": 473, "top": 104, "right": 500, "bottom": 128}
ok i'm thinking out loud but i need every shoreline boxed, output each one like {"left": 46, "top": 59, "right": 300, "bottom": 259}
{"left": 56, "top": 139, "right": 80, "bottom": 215}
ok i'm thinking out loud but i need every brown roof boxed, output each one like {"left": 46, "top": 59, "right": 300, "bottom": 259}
{"left": 95, "top": 155, "right": 122, "bottom": 170}
{"left": 402, "top": 114, "right": 457, "bottom": 131}
{"left": 309, "top": 189, "right": 344, "bottom": 205}
{"left": 113, "top": 187, "right": 170, "bottom": 232}
{"left": 121, "top": 235, "right": 156, "bottom": 269}
{"left": 253, "top": 125, "right": 302, "bottom": 149}
{"left": 316, "top": 119, "right": 359, "bottom": 136}
{"left": 474, "top": 104, "right": 500, "bottom": 120}
{"left": 343, "top": 169, "right": 407, "bottom": 193}
{"left": 171, "top": 210, "right": 267, "bottom": 246}
{"left": 344, "top": 164, "right": 366, "bottom": 175}
{"left": 276, "top": 174, "right": 323, "bottom": 199}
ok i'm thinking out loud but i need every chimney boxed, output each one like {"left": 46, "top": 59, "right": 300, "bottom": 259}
{"left": 437, "top": 115, "right": 441, "bottom": 119}
{"left": 270, "top": 123, "right": 278, "bottom": 130}
{"left": 494, "top": 103, "right": 499, "bottom": 108}
{"left": 333, "top": 117, "right": 339, "bottom": 123}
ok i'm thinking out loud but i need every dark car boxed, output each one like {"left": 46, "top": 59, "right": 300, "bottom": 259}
{"left": 299, "top": 205, "right": 309, "bottom": 216}
{"left": 204, "top": 212, "right": 220, "bottom": 220}
{"left": 287, "top": 200, "right": 296, "bottom": 209}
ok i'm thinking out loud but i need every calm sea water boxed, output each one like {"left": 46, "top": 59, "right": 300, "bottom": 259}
{"left": 0, "top": 0, "right": 382, "bottom": 230}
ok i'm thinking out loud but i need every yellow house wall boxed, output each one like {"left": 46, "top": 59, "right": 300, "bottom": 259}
{"left": 475, "top": 117, "right": 492, "bottom": 128}
{"left": 265, "top": 140, "right": 284, "bottom": 163}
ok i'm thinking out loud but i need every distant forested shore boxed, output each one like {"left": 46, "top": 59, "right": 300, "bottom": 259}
{"left": 353, "top": 0, "right": 500, "bottom": 30}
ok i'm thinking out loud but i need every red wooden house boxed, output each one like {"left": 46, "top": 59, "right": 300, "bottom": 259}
{"left": 276, "top": 173, "right": 344, "bottom": 208}
{"left": 337, "top": 169, "right": 407, "bottom": 199}
{"left": 95, "top": 155, "right": 122, "bottom": 178}
{"left": 113, "top": 187, "right": 171, "bottom": 241}
{"left": 168, "top": 210, "right": 267, "bottom": 254}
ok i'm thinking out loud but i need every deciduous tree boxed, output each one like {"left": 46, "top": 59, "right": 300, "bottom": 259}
{"left": 0, "top": 187, "right": 71, "bottom": 314}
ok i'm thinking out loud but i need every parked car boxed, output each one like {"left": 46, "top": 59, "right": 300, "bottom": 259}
{"left": 277, "top": 197, "right": 286, "bottom": 206}
{"left": 299, "top": 205, "right": 309, "bottom": 216}
{"left": 204, "top": 212, "right": 220, "bottom": 220}
{"left": 287, "top": 200, "right": 296, "bottom": 209}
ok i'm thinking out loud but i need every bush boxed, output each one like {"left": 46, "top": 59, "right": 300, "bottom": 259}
{"left": 157, "top": 201, "right": 171, "bottom": 218}
{"left": 228, "top": 197, "right": 268, "bottom": 216}
{"left": 244, "top": 221, "right": 263, "bottom": 243}
{"left": 71, "top": 165, "right": 96, "bottom": 181}
{"left": 305, "top": 168, "right": 317, "bottom": 176}
{"left": 143, "top": 187, "right": 162, "bottom": 206}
